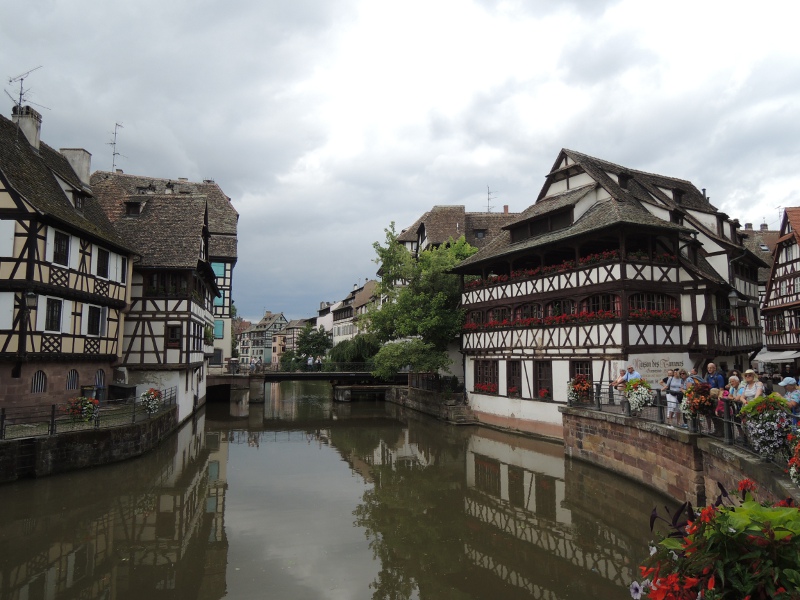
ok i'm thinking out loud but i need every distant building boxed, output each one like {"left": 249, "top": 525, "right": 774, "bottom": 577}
{"left": 332, "top": 281, "right": 377, "bottom": 345}
{"left": 241, "top": 311, "right": 288, "bottom": 364}
{"left": 397, "top": 204, "right": 519, "bottom": 256}
{"left": 279, "top": 319, "right": 308, "bottom": 354}
{"left": 0, "top": 106, "right": 135, "bottom": 407}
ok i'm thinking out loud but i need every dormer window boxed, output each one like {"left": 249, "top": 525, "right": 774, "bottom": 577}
{"left": 759, "top": 243, "right": 770, "bottom": 252}
{"left": 618, "top": 173, "right": 630, "bottom": 190}
{"left": 74, "top": 194, "right": 84, "bottom": 210}
{"left": 474, "top": 229, "right": 487, "bottom": 239}
{"left": 125, "top": 202, "right": 142, "bottom": 216}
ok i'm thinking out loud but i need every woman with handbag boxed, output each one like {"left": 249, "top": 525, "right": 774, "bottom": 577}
{"left": 664, "top": 369, "right": 685, "bottom": 427}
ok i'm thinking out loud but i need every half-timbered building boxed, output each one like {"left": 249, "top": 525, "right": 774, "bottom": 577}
{"left": 759, "top": 208, "right": 800, "bottom": 370}
{"left": 397, "top": 205, "right": 520, "bottom": 257}
{"left": 92, "top": 175, "right": 220, "bottom": 421}
{"left": 90, "top": 172, "right": 238, "bottom": 366}
{"left": 0, "top": 106, "right": 135, "bottom": 407}
{"left": 453, "top": 149, "right": 766, "bottom": 437}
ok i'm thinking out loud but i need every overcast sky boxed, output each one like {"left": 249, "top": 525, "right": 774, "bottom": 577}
{"left": 4, "top": 1, "right": 800, "bottom": 321}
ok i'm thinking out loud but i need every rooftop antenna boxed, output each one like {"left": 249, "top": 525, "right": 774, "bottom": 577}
{"left": 107, "top": 122, "right": 126, "bottom": 170}
{"left": 486, "top": 185, "right": 495, "bottom": 213}
{"left": 5, "top": 66, "right": 49, "bottom": 111}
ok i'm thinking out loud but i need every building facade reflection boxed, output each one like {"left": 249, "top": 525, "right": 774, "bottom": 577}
{"left": 0, "top": 411, "right": 229, "bottom": 600}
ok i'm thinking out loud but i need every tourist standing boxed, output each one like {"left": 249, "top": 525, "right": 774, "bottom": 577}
{"left": 734, "top": 370, "right": 764, "bottom": 406}
{"left": 663, "top": 369, "right": 684, "bottom": 426}
{"left": 704, "top": 363, "right": 725, "bottom": 435}
{"left": 779, "top": 376, "right": 800, "bottom": 424}
{"left": 624, "top": 365, "right": 641, "bottom": 382}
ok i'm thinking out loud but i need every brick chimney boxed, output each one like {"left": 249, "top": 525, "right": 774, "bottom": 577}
{"left": 503, "top": 205, "right": 509, "bottom": 214}
{"left": 60, "top": 148, "right": 92, "bottom": 186}
{"left": 760, "top": 223, "right": 769, "bottom": 231}
{"left": 744, "top": 223, "right": 753, "bottom": 230}
{"left": 11, "top": 105, "right": 42, "bottom": 150}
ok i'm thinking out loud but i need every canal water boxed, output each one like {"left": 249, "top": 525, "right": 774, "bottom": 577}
{"left": 0, "top": 381, "right": 676, "bottom": 599}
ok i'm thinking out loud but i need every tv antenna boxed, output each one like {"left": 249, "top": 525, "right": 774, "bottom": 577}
{"left": 486, "top": 185, "right": 496, "bottom": 212}
{"left": 107, "top": 122, "right": 126, "bottom": 170}
{"left": 5, "top": 66, "right": 49, "bottom": 111}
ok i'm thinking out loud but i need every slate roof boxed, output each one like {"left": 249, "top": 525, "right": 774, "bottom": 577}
{"left": 0, "top": 114, "right": 132, "bottom": 252}
{"left": 90, "top": 171, "right": 238, "bottom": 259}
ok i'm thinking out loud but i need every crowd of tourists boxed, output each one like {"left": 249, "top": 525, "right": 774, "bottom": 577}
{"left": 610, "top": 362, "right": 800, "bottom": 439}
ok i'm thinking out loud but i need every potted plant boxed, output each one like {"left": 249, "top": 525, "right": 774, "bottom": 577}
{"left": 631, "top": 480, "right": 800, "bottom": 599}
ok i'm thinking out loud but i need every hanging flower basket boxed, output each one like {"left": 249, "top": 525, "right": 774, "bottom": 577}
{"left": 64, "top": 396, "right": 100, "bottom": 422}
{"left": 739, "top": 393, "right": 793, "bottom": 460}
{"left": 625, "top": 378, "right": 653, "bottom": 412}
{"left": 140, "top": 388, "right": 162, "bottom": 414}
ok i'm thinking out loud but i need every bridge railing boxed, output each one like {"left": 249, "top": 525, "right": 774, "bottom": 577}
{"left": 568, "top": 380, "right": 792, "bottom": 469}
{"left": 259, "top": 362, "right": 376, "bottom": 374}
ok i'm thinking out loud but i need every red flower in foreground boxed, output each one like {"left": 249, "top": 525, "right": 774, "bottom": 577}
{"left": 738, "top": 479, "right": 756, "bottom": 494}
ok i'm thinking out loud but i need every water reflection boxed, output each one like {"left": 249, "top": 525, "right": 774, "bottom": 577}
{"left": 1, "top": 382, "right": 674, "bottom": 599}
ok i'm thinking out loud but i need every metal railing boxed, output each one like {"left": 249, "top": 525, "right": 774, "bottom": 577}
{"left": 0, "top": 386, "right": 177, "bottom": 441}
{"left": 567, "top": 381, "right": 792, "bottom": 468}
{"left": 232, "top": 362, "right": 377, "bottom": 374}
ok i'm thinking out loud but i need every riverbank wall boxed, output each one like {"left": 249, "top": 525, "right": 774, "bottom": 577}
{"left": 0, "top": 407, "right": 178, "bottom": 483}
{"left": 386, "top": 386, "right": 800, "bottom": 506}
{"left": 561, "top": 405, "right": 800, "bottom": 506}
{"left": 386, "top": 386, "right": 476, "bottom": 424}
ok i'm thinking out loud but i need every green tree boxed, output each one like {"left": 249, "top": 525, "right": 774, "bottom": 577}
{"left": 363, "top": 225, "right": 478, "bottom": 379}
{"left": 230, "top": 303, "right": 240, "bottom": 358}
{"left": 328, "top": 333, "right": 381, "bottom": 364}
{"left": 280, "top": 349, "right": 300, "bottom": 371}
{"left": 296, "top": 324, "right": 333, "bottom": 359}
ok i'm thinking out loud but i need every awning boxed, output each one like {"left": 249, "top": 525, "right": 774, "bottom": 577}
{"left": 753, "top": 348, "right": 800, "bottom": 363}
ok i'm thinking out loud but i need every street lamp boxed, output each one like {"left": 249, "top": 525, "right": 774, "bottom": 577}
{"left": 727, "top": 289, "right": 739, "bottom": 309}
{"left": 24, "top": 290, "right": 37, "bottom": 310}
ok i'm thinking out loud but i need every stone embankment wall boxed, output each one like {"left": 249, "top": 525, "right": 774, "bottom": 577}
{"left": 561, "top": 406, "right": 800, "bottom": 506}
{"left": 0, "top": 408, "right": 178, "bottom": 483}
{"left": 386, "top": 386, "right": 476, "bottom": 424}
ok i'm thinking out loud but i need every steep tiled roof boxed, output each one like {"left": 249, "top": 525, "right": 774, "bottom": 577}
{"left": 0, "top": 114, "right": 131, "bottom": 252}
{"left": 785, "top": 208, "right": 800, "bottom": 245}
{"left": 455, "top": 193, "right": 690, "bottom": 270}
{"left": 741, "top": 226, "right": 779, "bottom": 284}
{"left": 505, "top": 184, "right": 595, "bottom": 229}
{"left": 399, "top": 205, "right": 519, "bottom": 249}
{"left": 91, "top": 171, "right": 238, "bottom": 259}
{"left": 423, "top": 205, "right": 466, "bottom": 245}
{"left": 93, "top": 187, "right": 207, "bottom": 269}
{"left": 354, "top": 280, "right": 378, "bottom": 309}
{"left": 557, "top": 149, "right": 716, "bottom": 214}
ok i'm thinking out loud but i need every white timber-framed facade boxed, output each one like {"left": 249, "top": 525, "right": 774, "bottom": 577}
{"left": 759, "top": 208, "right": 800, "bottom": 369}
{"left": 0, "top": 106, "right": 136, "bottom": 407}
{"left": 93, "top": 174, "right": 220, "bottom": 422}
{"left": 453, "top": 149, "right": 766, "bottom": 437}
